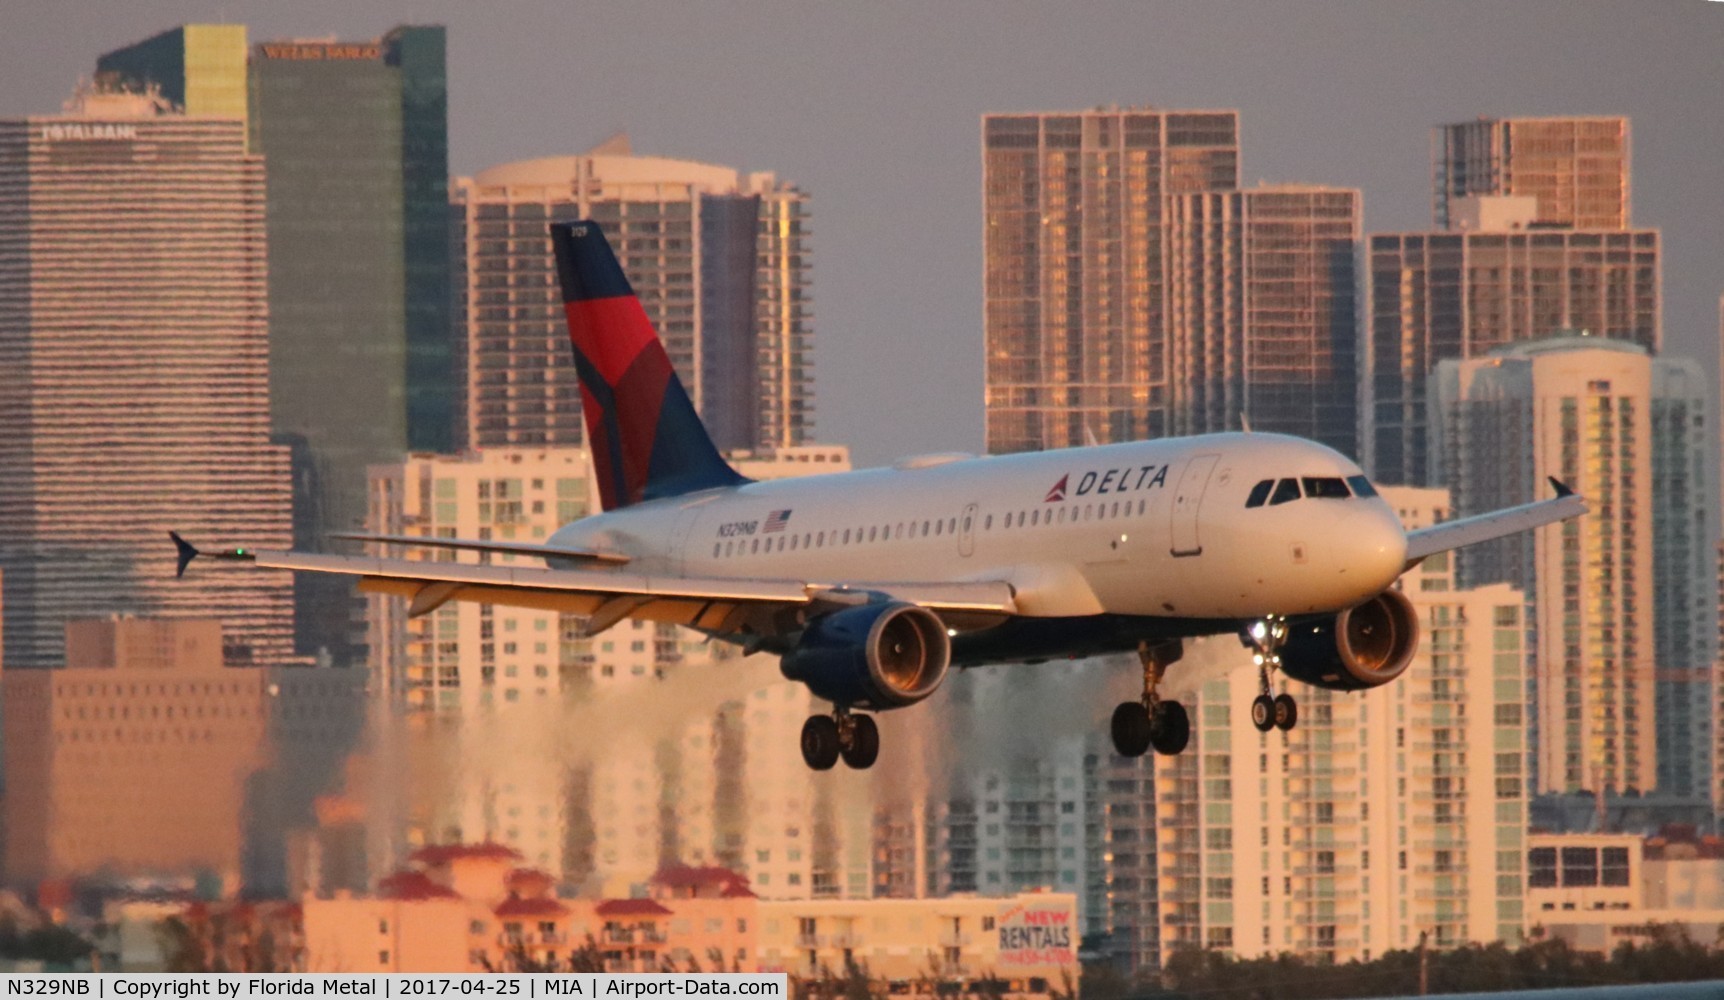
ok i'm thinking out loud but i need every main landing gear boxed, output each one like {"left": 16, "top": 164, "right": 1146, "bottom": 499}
{"left": 801, "top": 708, "right": 879, "bottom": 771}
{"left": 1111, "top": 640, "right": 1191, "bottom": 757}
{"left": 1245, "top": 616, "right": 1298, "bottom": 734}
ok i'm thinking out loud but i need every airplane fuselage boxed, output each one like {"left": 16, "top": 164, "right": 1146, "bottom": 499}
{"left": 546, "top": 432, "right": 1408, "bottom": 662}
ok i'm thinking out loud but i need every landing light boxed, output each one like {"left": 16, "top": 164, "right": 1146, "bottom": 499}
{"left": 946, "top": 629, "right": 958, "bottom": 638}
{"left": 1250, "top": 622, "right": 1268, "bottom": 641}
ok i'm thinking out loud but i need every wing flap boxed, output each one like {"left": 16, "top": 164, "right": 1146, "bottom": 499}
{"left": 241, "top": 549, "right": 1016, "bottom": 632}
{"left": 330, "top": 531, "right": 630, "bottom": 565}
{"left": 1404, "top": 479, "right": 1587, "bottom": 564}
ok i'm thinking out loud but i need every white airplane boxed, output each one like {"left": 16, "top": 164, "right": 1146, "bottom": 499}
{"left": 173, "top": 220, "right": 1585, "bottom": 771}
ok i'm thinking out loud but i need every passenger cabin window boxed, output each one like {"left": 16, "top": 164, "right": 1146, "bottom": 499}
{"left": 1346, "top": 475, "right": 1377, "bottom": 498}
{"left": 1245, "top": 480, "right": 1274, "bottom": 508}
{"left": 1269, "top": 478, "right": 1301, "bottom": 505}
{"left": 1302, "top": 477, "right": 1350, "bottom": 499}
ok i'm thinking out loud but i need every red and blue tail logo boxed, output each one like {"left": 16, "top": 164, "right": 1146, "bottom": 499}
{"left": 551, "top": 221, "right": 748, "bottom": 511}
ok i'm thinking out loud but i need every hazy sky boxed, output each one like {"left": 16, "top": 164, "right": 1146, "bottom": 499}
{"left": 6, "top": 1, "right": 1721, "bottom": 466}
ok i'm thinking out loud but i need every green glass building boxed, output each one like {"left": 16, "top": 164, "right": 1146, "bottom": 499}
{"left": 98, "top": 25, "right": 454, "bottom": 664}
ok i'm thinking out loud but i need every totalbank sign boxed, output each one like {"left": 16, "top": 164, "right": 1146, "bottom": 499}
{"left": 39, "top": 123, "right": 138, "bottom": 142}
{"left": 995, "top": 902, "right": 1075, "bottom": 969}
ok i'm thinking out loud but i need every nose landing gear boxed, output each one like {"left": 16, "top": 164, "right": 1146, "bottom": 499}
{"left": 801, "top": 708, "right": 880, "bottom": 770}
{"left": 1110, "top": 640, "right": 1191, "bottom": 757}
{"left": 1244, "top": 617, "right": 1298, "bottom": 733}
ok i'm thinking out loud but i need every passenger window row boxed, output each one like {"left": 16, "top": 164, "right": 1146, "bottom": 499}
{"left": 1245, "top": 474, "right": 1377, "bottom": 508}
{"left": 709, "top": 496, "right": 1155, "bottom": 560}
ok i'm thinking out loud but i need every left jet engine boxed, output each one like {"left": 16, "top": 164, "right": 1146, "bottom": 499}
{"left": 780, "top": 602, "right": 952, "bottom": 710}
{"left": 1277, "top": 588, "right": 1420, "bottom": 692}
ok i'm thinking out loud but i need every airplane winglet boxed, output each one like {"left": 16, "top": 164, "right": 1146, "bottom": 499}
{"left": 169, "top": 532, "right": 258, "bottom": 577}
{"left": 170, "top": 531, "right": 199, "bottom": 579}
{"left": 1548, "top": 476, "right": 1575, "bottom": 498}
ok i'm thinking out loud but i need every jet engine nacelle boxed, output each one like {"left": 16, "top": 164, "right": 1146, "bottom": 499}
{"left": 781, "top": 602, "right": 951, "bottom": 710}
{"left": 1277, "top": 588, "right": 1420, "bottom": 692}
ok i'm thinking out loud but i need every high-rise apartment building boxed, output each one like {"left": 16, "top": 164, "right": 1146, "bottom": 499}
{"left": 0, "top": 89, "right": 296, "bottom": 668}
{"left": 1431, "top": 337, "right": 1693, "bottom": 795}
{"left": 1153, "top": 487, "right": 1528, "bottom": 962}
{"left": 1365, "top": 198, "right": 1659, "bottom": 484}
{"left": 2, "top": 617, "right": 363, "bottom": 890}
{"left": 1166, "top": 185, "right": 1360, "bottom": 455}
{"left": 1435, "top": 117, "right": 1629, "bottom": 231}
{"left": 982, "top": 108, "right": 1239, "bottom": 454}
{"left": 452, "top": 137, "right": 813, "bottom": 454}
{"left": 1649, "top": 362, "right": 1715, "bottom": 800}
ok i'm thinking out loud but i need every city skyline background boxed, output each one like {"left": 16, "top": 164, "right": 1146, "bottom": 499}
{"left": 4, "top": 1, "right": 1719, "bottom": 467}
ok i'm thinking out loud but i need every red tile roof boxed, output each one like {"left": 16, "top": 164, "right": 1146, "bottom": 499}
{"left": 377, "top": 870, "right": 460, "bottom": 901}
{"left": 495, "top": 896, "right": 569, "bottom": 918}
{"left": 652, "top": 864, "right": 755, "bottom": 897}
{"left": 595, "top": 898, "right": 673, "bottom": 917}
{"left": 409, "top": 842, "right": 523, "bottom": 866}
{"left": 507, "top": 868, "right": 556, "bottom": 890}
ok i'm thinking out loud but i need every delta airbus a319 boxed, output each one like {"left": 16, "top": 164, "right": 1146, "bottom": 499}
{"left": 174, "top": 221, "right": 1584, "bottom": 771}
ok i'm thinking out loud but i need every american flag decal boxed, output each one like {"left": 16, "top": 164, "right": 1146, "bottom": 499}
{"left": 763, "top": 509, "right": 792, "bottom": 533}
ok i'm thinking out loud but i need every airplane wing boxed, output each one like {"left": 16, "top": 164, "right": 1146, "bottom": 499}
{"left": 328, "top": 531, "right": 630, "bottom": 565}
{"left": 1403, "top": 477, "right": 1587, "bottom": 565}
{"left": 170, "top": 534, "right": 1016, "bottom": 642}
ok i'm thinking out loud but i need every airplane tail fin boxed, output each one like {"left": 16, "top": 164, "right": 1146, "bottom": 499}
{"left": 551, "top": 220, "right": 749, "bottom": 511}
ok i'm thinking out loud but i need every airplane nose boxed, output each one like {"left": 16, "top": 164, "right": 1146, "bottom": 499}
{"left": 1347, "top": 503, "right": 1409, "bottom": 592}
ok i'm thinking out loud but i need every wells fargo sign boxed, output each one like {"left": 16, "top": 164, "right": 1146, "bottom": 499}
{"left": 257, "top": 42, "right": 382, "bottom": 61}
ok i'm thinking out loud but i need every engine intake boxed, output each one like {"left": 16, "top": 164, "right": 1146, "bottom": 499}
{"left": 781, "top": 602, "right": 951, "bottom": 709}
{"left": 1278, "top": 588, "right": 1420, "bottom": 692}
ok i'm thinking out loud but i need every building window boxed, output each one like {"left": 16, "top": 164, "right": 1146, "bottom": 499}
{"left": 1602, "top": 847, "right": 1630, "bottom": 886}
{"left": 1561, "top": 847, "right": 1599, "bottom": 887}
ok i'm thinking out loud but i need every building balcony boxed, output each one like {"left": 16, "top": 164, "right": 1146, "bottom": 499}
{"left": 796, "top": 934, "right": 824, "bottom": 948}
{"left": 1292, "top": 864, "right": 1357, "bottom": 877}
{"left": 1286, "top": 763, "right": 1358, "bottom": 779}
{"left": 938, "top": 932, "right": 973, "bottom": 948}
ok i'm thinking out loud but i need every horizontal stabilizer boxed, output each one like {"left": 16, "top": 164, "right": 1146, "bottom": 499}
{"left": 329, "top": 531, "right": 630, "bottom": 565}
{"left": 1403, "top": 479, "right": 1587, "bottom": 565}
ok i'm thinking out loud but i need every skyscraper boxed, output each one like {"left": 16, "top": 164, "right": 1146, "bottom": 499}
{"left": 982, "top": 108, "right": 1239, "bottom": 454}
{"left": 452, "top": 137, "right": 814, "bottom": 454}
{"left": 1166, "top": 184, "right": 1361, "bottom": 455}
{"left": 1365, "top": 199, "right": 1659, "bottom": 485}
{"left": 0, "top": 88, "right": 296, "bottom": 668}
{"left": 1431, "top": 336, "right": 1689, "bottom": 795}
{"left": 1649, "top": 361, "right": 1715, "bottom": 801}
{"left": 1435, "top": 116, "right": 1629, "bottom": 231}
{"left": 97, "top": 24, "right": 454, "bottom": 664}
{"left": 95, "top": 24, "right": 249, "bottom": 124}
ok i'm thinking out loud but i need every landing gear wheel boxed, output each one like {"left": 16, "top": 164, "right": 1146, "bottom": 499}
{"left": 1111, "top": 702, "right": 1153, "bottom": 758}
{"left": 1273, "top": 693, "right": 1298, "bottom": 732}
{"left": 1251, "top": 694, "right": 1276, "bottom": 733}
{"left": 1151, "top": 700, "right": 1191, "bottom": 756}
{"left": 841, "top": 714, "right": 880, "bottom": 769}
{"left": 801, "top": 715, "right": 840, "bottom": 770}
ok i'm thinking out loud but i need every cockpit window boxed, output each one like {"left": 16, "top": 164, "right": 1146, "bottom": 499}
{"left": 1347, "top": 474, "right": 1377, "bottom": 498}
{"left": 1269, "top": 478, "right": 1301, "bottom": 505}
{"left": 1302, "top": 477, "right": 1350, "bottom": 499}
{"left": 1245, "top": 479, "right": 1273, "bottom": 508}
